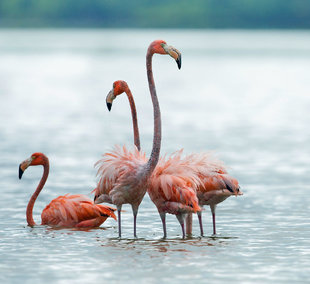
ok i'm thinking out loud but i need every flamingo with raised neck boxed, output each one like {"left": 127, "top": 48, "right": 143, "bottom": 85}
{"left": 19, "top": 152, "right": 116, "bottom": 228}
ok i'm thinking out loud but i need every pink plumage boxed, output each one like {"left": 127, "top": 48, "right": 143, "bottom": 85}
{"left": 182, "top": 152, "right": 242, "bottom": 235}
{"left": 94, "top": 145, "right": 147, "bottom": 205}
{"left": 148, "top": 150, "right": 202, "bottom": 237}
{"left": 94, "top": 145, "right": 148, "bottom": 237}
{"left": 41, "top": 194, "right": 116, "bottom": 228}
{"left": 148, "top": 150, "right": 201, "bottom": 213}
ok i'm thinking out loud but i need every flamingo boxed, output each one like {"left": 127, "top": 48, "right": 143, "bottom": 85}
{"left": 182, "top": 153, "right": 243, "bottom": 236}
{"left": 93, "top": 80, "right": 146, "bottom": 238}
{"left": 19, "top": 152, "right": 116, "bottom": 228}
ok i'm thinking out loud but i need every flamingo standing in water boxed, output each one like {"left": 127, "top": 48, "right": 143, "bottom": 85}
{"left": 93, "top": 79, "right": 146, "bottom": 238}
{"left": 95, "top": 41, "right": 200, "bottom": 238}
{"left": 19, "top": 152, "right": 116, "bottom": 228}
{"left": 182, "top": 153, "right": 243, "bottom": 236}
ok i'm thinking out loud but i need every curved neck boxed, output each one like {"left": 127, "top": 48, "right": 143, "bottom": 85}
{"left": 26, "top": 159, "right": 49, "bottom": 226}
{"left": 125, "top": 87, "right": 141, "bottom": 151}
{"left": 145, "top": 47, "right": 161, "bottom": 177}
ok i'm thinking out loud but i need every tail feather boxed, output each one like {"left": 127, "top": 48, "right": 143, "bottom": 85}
{"left": 96, "top": 205, "right": 117, "bottom": 220}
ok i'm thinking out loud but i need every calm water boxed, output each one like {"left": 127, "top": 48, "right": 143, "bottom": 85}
{"left": 0, "top": 29, "right": 309, "bottom": 283}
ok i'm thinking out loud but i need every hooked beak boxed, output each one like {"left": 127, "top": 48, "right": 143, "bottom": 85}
{"left": 19, "top": 157, "right": 32, "bottom": 179}
{"left": 224, "top": 180, "right": 242, "bottom": 196}
{"left": 106, "top": 102, "right": 112, "bottom": 111}
{"left": 106, "top": 89, "right": 116, "bottom": 112}
{"left": 176, "top": 54, "right": 181, "bottom": 70}
{"left": 163, "top": 44, "right": 182, "bottom": 69}
{"left": 94, "top": 194, "right": 105, "bottom": 204}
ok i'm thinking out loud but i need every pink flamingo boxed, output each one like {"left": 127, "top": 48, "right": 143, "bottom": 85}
{"left": 183, "top": 153, "right": 243, "bottom": 236}
{"left": 95, "top": 40, "right": 200, "bottom": 239}
{"left": 19, "top": 152, "right": 116, "bottom": 228}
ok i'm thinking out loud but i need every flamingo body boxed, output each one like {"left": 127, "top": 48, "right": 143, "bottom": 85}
{"left": 183, "top": 152, "right": 242, "bottom": 235}
{"left": 148, "top": 151, "right": 201, "bottom": 214}
{"left": 41, "top": 194, "right": 116, "bottom": 228}
{"left": 94, "top": 145, "right": 148, "bottom": 237}
{"left": 94, "top": 145, "right": 147, "bottom": 208}
{"left": 148, "top": 150, "right": 202, "bottom": 237}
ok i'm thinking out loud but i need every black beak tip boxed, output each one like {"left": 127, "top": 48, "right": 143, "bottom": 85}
{"left": 226, "top": 184, "right": 234, "bottom": 193}
{"left": 176, "top": 55, "right": 181, "bottom": 70}
{"left": 106, "top": 102, "right": 112, "bottom": 111}
{"left": 19, "top": 165, "right": 24, "bottom": 179}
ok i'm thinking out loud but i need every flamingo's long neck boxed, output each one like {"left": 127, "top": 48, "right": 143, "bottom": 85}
{"left": 26, "top": 159, "right": 49, "bottom": 226}
{"left": 125, "top": 87, "right": 141, "bottom": 151}
{"left": 145, "top": 47, "right": 161, "bottom": 177}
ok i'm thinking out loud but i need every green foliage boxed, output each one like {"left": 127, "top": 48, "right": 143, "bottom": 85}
{"left": 0, "top": 0, "right": 309, "bottom": 28}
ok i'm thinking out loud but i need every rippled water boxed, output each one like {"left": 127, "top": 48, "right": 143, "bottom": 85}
{"left": 0, "top": 29, "right": 309, "bottom": 283}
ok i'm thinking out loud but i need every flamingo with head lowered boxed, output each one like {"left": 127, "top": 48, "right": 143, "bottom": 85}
{"left": 19, "top": 152, "right": 116, "bottom": 228}
{"left": 95, "top": 40, "right": 202, "bottom": 239}
{"left": 183, "top": 153, "right": 243, "bottom": 236}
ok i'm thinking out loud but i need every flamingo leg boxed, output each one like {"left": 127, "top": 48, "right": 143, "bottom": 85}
{"left": 117, "top": 205, "right": 122, "bottom": 238}
{"left": 185, "top": 213, "right": 192, "bottom": 237}
{"left": 197, "top": 211, "right": 204, "bottom": 236}
{"left": 210, "top": 205, "right": 216, "bottom": 235}
{"left": 132, "top": 205, "right": 138, "bottom": 238}
{"left": 176, "top": 214, "right": 185, "bottom": 239}
{"left": 160, "top": 212, "right": 167, "bottom": 239}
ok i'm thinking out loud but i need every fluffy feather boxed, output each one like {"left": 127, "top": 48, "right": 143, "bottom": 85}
{"left": 94, "top": 145, "right": 148, "bottom": 207}
{"left": 148, "top": 150, "right": 201, "bottom": 215}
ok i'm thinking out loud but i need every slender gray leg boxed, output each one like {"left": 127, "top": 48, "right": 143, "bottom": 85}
{"left": 160, "top": 212, "right": 167, "bottom": 238}
{"left": 210, "top": 205, "right": 216, "bottom": 235}
{"left": 197, "top": 211, "right": 204, "bottom": 236}
{"left": 117, "top": 205, "right": 122, "bottom": 238}
{"left": 132, "top": 204, "right": 138, "bottom": 238}
{"left": 176, "top": 214, "right": 185, "bottom": 239}
{"left": 185, "top": 213, "right": 193, "bottom": 237}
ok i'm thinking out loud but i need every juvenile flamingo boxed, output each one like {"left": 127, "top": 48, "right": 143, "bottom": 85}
{"left": 95, "top": 40, "right": 200, "bottom": 239}
{"left": 19, "top": 152, "right": 116, "bottom": 228}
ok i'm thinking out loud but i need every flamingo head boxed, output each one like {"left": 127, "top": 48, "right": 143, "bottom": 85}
{"left": 149, "top": 40, "right": 182, "bottom": 69}
{"left": 106, "top": 80, "right": 128, "bottom": 111}
{"left": 19, "top": 152, "right": 48, "bottom": 179}
{"left": 225, "top": 182, "right": 243, "bottom": 196}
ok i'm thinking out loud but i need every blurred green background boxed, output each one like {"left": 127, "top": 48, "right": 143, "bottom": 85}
{"left": 0, "top": 0, "right": 309, "bottom": 29}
